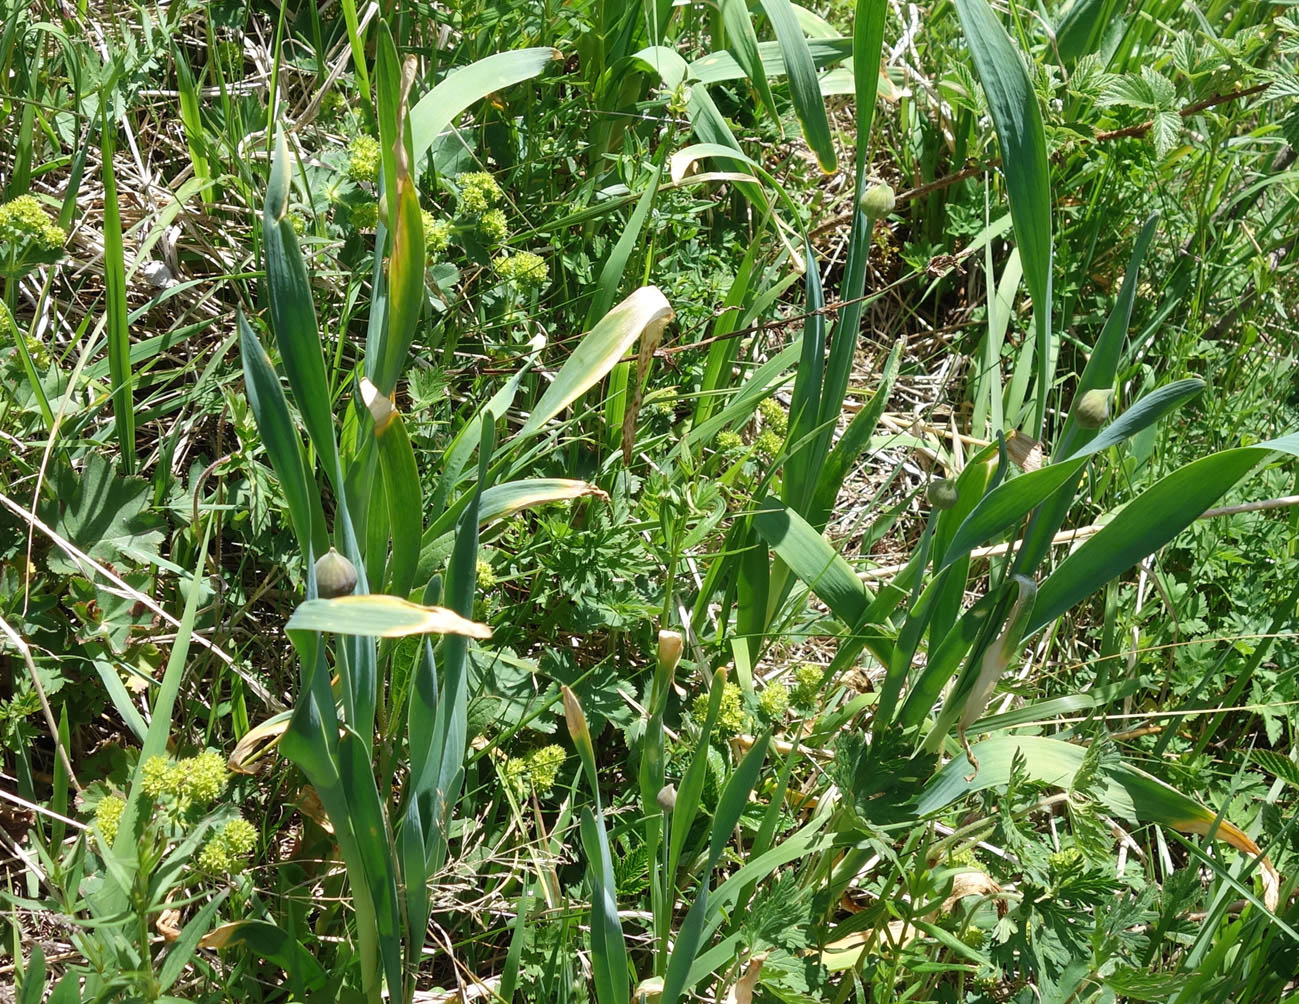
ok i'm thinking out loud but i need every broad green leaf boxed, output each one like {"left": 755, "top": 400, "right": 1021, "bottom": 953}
{"left": 362, "top": 380, "right": 422, "bottom": 597}
{"left": 40, "top": 453, "right": 164, "bottom": 575}
{"left": 263, "top": 133, "right": 340, "bottom": 487}
{"left": 421, "top": 477, "right": 609, "bottom": 551}
{"left": 287, "top": 595, "right": 491, "bottom": 639}
{"left": 480, "top": 479, "right": 609, "bottom": 522}
{"left": 336, "top": 728, "right": 403, "bottom": 998}
{"left": 753, "top": 496, "right": 869, "bottom": 626}
{"left": 516, "top": 286, "right": 674, "bottom": 441}
{"left": 1028, "top": 432, "right": 1299, "bottom": 633}
{"left": 952, "top": 0, "right": 1053, "bottom": 434}
{"left": 410, "top": 48, "right": 560, "bottom": 169}
{"left": 238, "top": 311, "right": 326, "bottom": 558}
{"left": 373, "top": 55, "right": 425, "bottom": 398}
{"left": 564, "top": 685, "right": 629, "bottom": 1004}
{"left": 198, "top": 920, "right": 328, "bottom": 991}
{"left": 758, "top": 0, "right": 837, "bottom": 172}
{"left": 426, "top": 417, "right": 494, "bottom": 875}
{"left": 940, "top": 378, "right": 1205, "bottom": 566}
{"left": 1014, "top": 214, "right": 1161, "bottom": 574}
{"left": 690, "top": 38, "right": 853, "bottom": 85}
{"left": 783, "top": 241, "right": 828, "bottom": 516}
{"left": 919, "top": 735, "right": 1280, "bottom": 907}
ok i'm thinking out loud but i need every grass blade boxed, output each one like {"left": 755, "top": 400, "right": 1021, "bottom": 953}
{"left": 758, "top": 0, "right": 837, "bottom": 172}
{"left": 719, "top": 0, "right": 780, "bottom": 124}
{"left": 661, "top": 735, "right": 770, "bottom": 1004}
{"left": 1029, "top": 432, "right": 1299, "bottom": 634}
{"left": 952, "top": 0, "right": 1053, "bottom": 435}
{"left": 410, "top": 48, "right": 561, "bottom": 169}
{"left": 100, "top": 107, "right": 135, "bottom": 473}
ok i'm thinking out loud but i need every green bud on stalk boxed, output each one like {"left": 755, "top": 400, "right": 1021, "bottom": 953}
{"left": 314, "top": 548, "right": 358, "bottom": 599}
{"left": 1075, "top": 389, "right": 1113, "bottom": 429}
{"left": 927, "top": 478, "right": 960, "bottom": 510}
{"left": 859, "top": 182, "right": 896, "bottom": 218}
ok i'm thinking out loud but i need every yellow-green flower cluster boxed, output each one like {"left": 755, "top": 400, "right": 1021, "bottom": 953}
{"left": 347, "top": 135, "right": 382, "bottom": 185}
{"left": 457, "top": 171, "right": 502, "bottom": 214}
{"left": 503, "top": 745, "right": 566, "bottom": 795}
{"left": 496, "top": 251, "right": 548, "bottom": 288}
{"left": 140, "top": 751, "right": 228, "bottom": 807}
{"left": 758, "top": 397, "right": 788, "bottom": 436}
{"left": 141, "top": 754, "right": 173, "bottom": 799}
{"left": 502, "top": 755, "right": 529, "bottom": 790}
{"left": 95, "top": 794, "right": 125, "bottom": 845}
{"left": 694, "top": 681, "right": 746, "bottom": 737}
{"left": 351, "top": 202, "right": 378, "bottom": 231}
{"left": 180, "top": 751, "right": 229, "bottom": 803}
{"left": 716, "top": 429, "right": 744, "bottom": 457}
{"left": 475, "top": 557, "right": 497, "bottom": 590}
{"left": 479, "top": 208, "right": 509, "bottom": 242}
{"left": 422, "top": 211, "right": 453, "bottom": 256}
{"left": 198, "top": 816, "right": 257, "bottom": 874}
{"left": 754, "top": 428, "right": 783, "bottom": 463}
{"left": 757, "top": 681, "right": 789, "bottom": 721}
{"left": 0, "top": 195, "right": 66, "bottom": 272}
{"left": 792, "top": 664, "right": 822, "bottom": 708}
{"left": 526, "top": 745, "right": 565, "bottom": 793}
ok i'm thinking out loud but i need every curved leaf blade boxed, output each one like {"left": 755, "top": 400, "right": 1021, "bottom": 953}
{"left": 517, "top": 286, "right": 674, "bottom": 441}
{"left": 1028, "top": 432, "right": 1299, "bottom": 633}
{"left": 287, "top": 595, "right": 491, "bottom": 639}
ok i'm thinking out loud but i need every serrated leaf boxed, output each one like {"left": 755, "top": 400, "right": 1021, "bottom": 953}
{"left": 41, "top": 454, "right": 165, "bottom": 574}
{"left": 1152, "top": 110, "right": 1181, "bottom": 156}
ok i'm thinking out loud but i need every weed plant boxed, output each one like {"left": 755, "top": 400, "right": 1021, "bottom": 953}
{"left": 1, "top": 1, "right": 1298, "bottom": 1003}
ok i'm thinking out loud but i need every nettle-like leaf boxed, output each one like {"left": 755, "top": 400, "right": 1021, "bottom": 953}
{"left": 1068, "top": 53, "right": 1115, "bottom": 100}
{"left": 41, "top": 454, "right": 166, "bottom": 574}
{"left": 1099, "top": 67, "right": 1181, "bottom": 155}
{"left": 1100, "top": 66, "right": 1177, "bottom": 110}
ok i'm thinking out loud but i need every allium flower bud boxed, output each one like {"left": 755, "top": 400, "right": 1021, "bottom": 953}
{"left": 657, "top": 629, "right": 683, "bottom": 676}
{"left": 858, "top": 182, "right": 896, "bottom": 218}
{"left": 314, "top": 548, "right": 358, "bottom": 599}
{"left": 1075, "top": 389, "right": 1113, "bottom": 429}
{"left": 927, "top": 478, "right": 960, "bottom": 510}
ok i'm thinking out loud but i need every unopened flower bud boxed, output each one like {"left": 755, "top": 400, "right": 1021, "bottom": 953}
{"left": 1075, "top": 389, "right": 1112, "bottom": 429}
{"left": 656, "top": 783, "right": 677, "bottom": 813}
{"left": 657, "top": 629, "right": 683, "bottom": 675}
{"left": 314, "top": 548, "right": 358, "bottom": 599}
{"left": 859, "top": 182, "right": 896, "bottom": 218}
{"left": 927, "top": 478, "right": 959, "bottom": 510}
